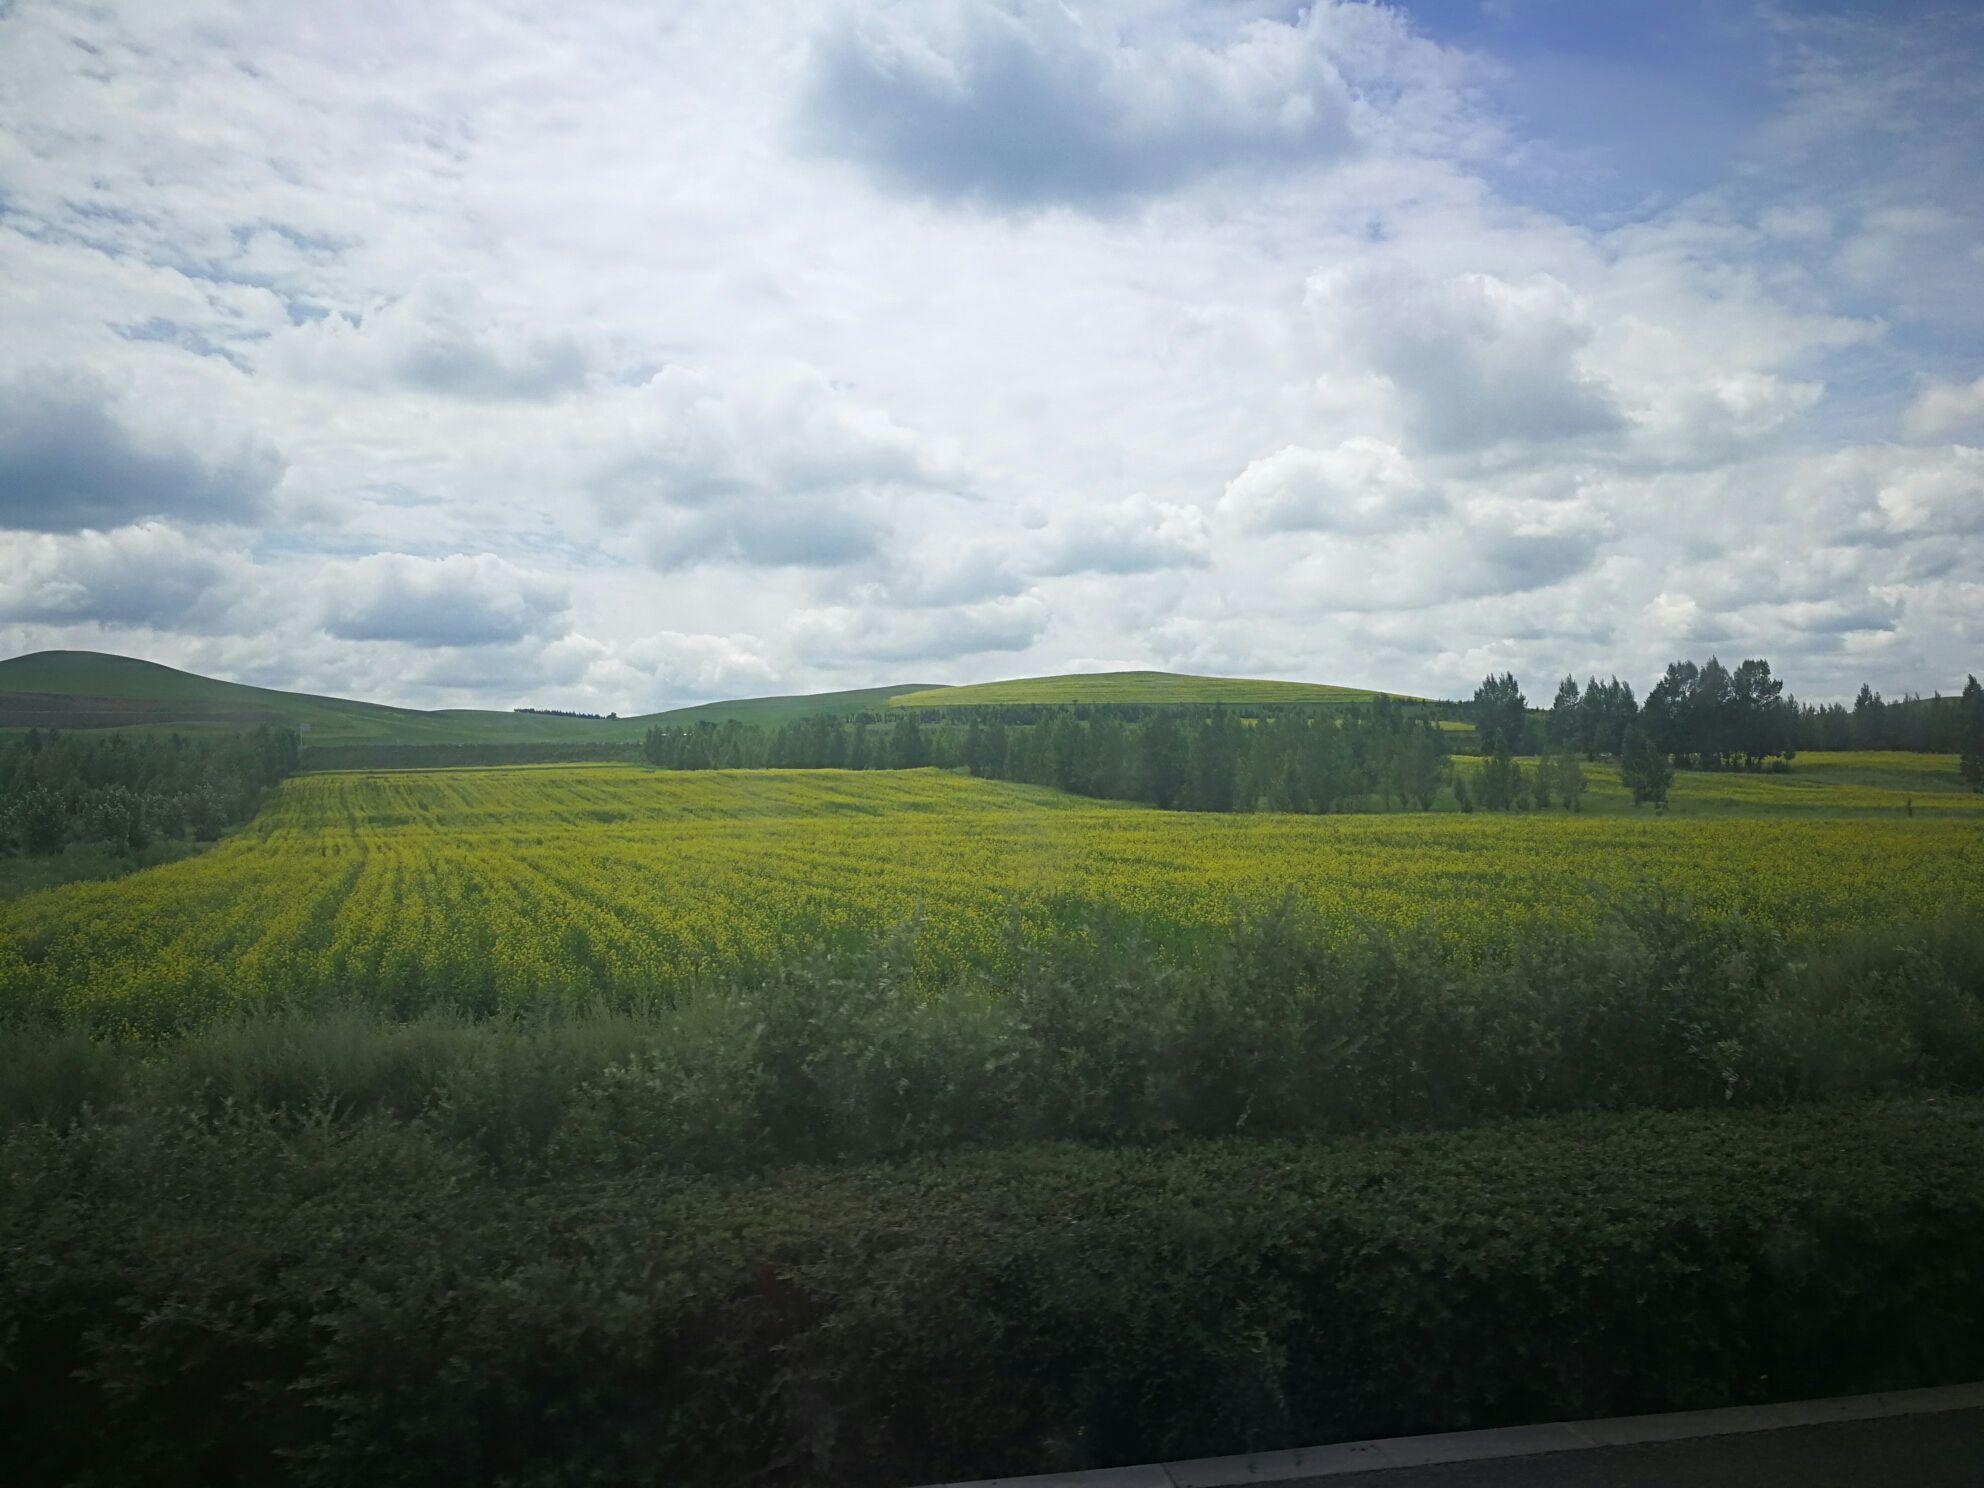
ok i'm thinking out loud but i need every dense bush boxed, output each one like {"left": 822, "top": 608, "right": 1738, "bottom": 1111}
{"left": 2, "top": 1098, "right": 1980, "bottom": 1486}
{"left": 0, "top": 726, "right": 298, "bottom": 858}
{"left": 6, "top": 899, "right": 1980, "bottom": 1167}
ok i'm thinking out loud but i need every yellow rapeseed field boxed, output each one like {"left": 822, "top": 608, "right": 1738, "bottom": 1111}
{"left": 2, "top": 763, "right": 1978, "bottom": 1029}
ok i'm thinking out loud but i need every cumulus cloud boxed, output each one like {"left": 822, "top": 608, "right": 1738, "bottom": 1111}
{"left": 643, "top": 500, "right": 885, "bottom": 570}
{"left": 1305, "top": 264, "right": 1624, "bottom": 455}
{"left": 582, "top": 366, "right": 965, "bottom": 570}
{"left": 317, "top": 553, "right": 571, "bottom": 648}
{"left": 791, "top": 594, "right": 1049, "bottom": 665}
{"left": 1221, "top": 439, "right": 1441, "bottom": 533}
{"left": 274, "top": 278, "right": 592, "bottom": 401}
{"left": 0, "top": 375, "right": 282, "bottom": 532}
{"left": 799, "top": 2, "right": 1365, "bottom": 209}
{"left": 0, "top": 523, "right": 244, "bottom": 629}
{"left": 1790, "top": 443, "right": 1984, "bottom": 544}
{"left": 1904, "top": 377, "right": 1984, "bottom": 439}
{"left": 1036, "top": 494, "right": 1209, "bottom": 576}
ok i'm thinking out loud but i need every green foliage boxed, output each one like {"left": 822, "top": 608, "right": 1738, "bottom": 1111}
{"left": 889, "top": 670, "right": 1407, "bottom": 709}
{"left": 1470, "top": 671, "right": 1531, "bottom": 754}
{"left": 0, "top": 725, "right": 297, "bottom": 860}
{"left": 1619, "top": 726, "right": 1675, "bottom": 807}
{"left": 1961, "top": 674, "right": 1984, "bottom": 791}
{"left": 3, "top": 1098, "right": 1981, "bottom": 1486}
{"left": 8, "top": 902, "right": 1984, "bottom": 1164}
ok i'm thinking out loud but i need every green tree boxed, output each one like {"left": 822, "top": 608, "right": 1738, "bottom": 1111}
{"left": 1961, "top": 674, "right": 1984, "bottom": 791}
{"left": 1472, "top": 672, "right": 1530, "bottom": 754}
{"left": 888, "top": 714, "right": 928, "bottom": 770}
{"left": 1548, "top": 674, "right": 1580, "bottom": 751}
{"left": 1137, "top": 713, "right": 1188, "bottom": 809}
{"left": 1555, "top": 749, "right": 1586, "bottom": 812}
{"left": 1479, "top": 740, "right": 1518, "bottom": 811}
{"left": 1619, "top": 726, "right": 1674, "bottom": 809}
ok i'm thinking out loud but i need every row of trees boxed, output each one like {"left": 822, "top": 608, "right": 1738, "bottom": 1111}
{"left": 1488, "top": 660, "right": 1983, "bottom": 773}
{"left": 639, "top": 663, "right": 1982, "bottom": 816}
{"left": 646, "top": 703, "right": 1591, "bottom": 815}
{"left": 0, "top": 726, "right": 300, "bottom": 856}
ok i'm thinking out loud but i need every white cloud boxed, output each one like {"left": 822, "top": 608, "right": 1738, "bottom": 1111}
{"left": 1905, "top": 377, "right": 1984, "bottom": 440}
{"left": 316, "top": 553, "right": 571, "bottom": 648}
{"left": 0, "top": 523, "right": 245, "bottom": 629}
{"left": 273, "top": 278, "right": 592, "bottom": 401}
{"left": 796, "top": 1, "right": 1477, "bottom": 210}
{"left": 1036, "top": 493, "right": 1210, "bottom": 576}
{"left": 791, "top": 594, "right": 1049, "bottom": 665}
{"left": 1303, "top": 264, "right": 1623, "bottom": 455}
{"left": 1221, "top": 439, "right": 1440, "bottom": 533}
{"left": 0, "top": 0, "right": 1978, "bottom": 708}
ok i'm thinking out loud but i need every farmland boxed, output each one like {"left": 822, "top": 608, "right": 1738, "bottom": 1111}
{"left": 3, "top": 758, "right": 1979, "bottom": 1033}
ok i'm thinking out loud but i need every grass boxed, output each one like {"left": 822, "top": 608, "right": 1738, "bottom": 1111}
{"left": 0, "top": 840, "right": 209, "bottom": 904}
{"left": 1473, "top": 751, "right": 1984, "bottom": 816}
{"left": 888, "top": 670, "right": 1416, "bottom": 708}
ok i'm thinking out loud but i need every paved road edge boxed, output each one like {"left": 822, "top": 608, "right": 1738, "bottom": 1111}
{"left": 923, "top": 1380, "right": 1984, "bottom": 1488}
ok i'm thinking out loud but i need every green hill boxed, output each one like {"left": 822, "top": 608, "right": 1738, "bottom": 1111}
{"left": 0, "top": 652, "right": 1418, "bottom": 749}
{"left": 0, "top": 652, "right": 938, "bottom": 746}
{"left": 888, "top": 670, "right": 1415, "bottom": 709}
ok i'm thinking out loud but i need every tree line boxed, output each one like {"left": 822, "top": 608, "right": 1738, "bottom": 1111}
{"left": 0, "top": 725, "right": 301, "bottom": 857}
{"left": 646, "top": 701, "right": 1549, "bottom": 815}
{"left": 643, "top": 658, "right": 1982, "bottom": 815}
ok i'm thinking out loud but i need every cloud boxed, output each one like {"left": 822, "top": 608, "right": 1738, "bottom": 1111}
{"left": 1792, "top": 443, "right": 1984, "bottom": 544}
{"left": 791, "top": 594, "right": 1049, "bottom": 665}
{"left": 0, "top": 375, "right": 282, "bottom": 532}
{"left": 1305, "top": 264, "right": 1623, "bottom": 455}
{"left": 317, "top": 553, "right": 571, "bottom": 647}
{"left": 1222, "top": 439, "right": 1442, "bottom": 534}
{"left": 582, "top": 366, "right": 965, "bottom": 570}
{"left": 1036, "top": 493, "right": 1209, "bottom": 575}
{"left": 274, "top": 278, "right": 591, "bottom": 401}
{"left": 796, "top": 1, "right": 1450, "bottom": 210}
{"left": 0, "top": 522, "right": 243, "bottom": 629}
{"left": 1904, "top": 377, "right": 1984, "bottom": 439}
{"left": 643, "top": 499, "right": 885, "bottom": 570}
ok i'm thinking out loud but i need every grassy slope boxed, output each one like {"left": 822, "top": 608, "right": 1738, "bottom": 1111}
{"left": 889, "top": 670, "right": 1416, "bottom": 708}
{"left": 0, "top": 651, "right": 938, "bottom": 745}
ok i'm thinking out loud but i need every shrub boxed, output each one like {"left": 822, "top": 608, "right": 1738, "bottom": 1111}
{"left": 2, "top": 1099, "right": 1981, "bottom": 1485}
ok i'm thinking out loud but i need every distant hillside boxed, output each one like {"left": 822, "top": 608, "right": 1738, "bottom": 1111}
{"left": 888, "top": 670, "right": 1416, "bottom": 709}
{"left": 0, "top": 652, "right": 1421, "bottom": 751}
{"left": 0, "top": 651, "right": 940, "bottom": 747}
{"left": 648, "top": 684, "right": 942, "bottom": 729}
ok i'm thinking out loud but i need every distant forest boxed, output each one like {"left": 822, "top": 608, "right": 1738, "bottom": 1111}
{"left": 0, "top": 726, "right": 299, "bottom": 858}
{"left": 644, "top": 660, "right": 1984, "bottom": 814}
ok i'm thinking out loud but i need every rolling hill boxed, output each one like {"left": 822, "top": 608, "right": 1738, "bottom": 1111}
{"left": 888, "top": 670, "right": 1418, "bottom": 708}
{"left": 0, "top": 652, "right": 940, "bottom": 746}
{"left": 0, "top": 651, "right": 1426, "bottom": 750}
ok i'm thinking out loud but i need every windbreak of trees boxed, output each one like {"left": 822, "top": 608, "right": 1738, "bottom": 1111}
{"left": 642, "top": 658, "right": 1983, "bottom": 812}
{"left": 0, "top": 726, "right": 300, "bottom": 857}
{"left": 647, "top": 702, "right": 1465, "bottom": 814}
{"left": 1493, "top": 658, "right": 1981, "bottom": 768}
{"left": 1798, "top": 684, "right": 1973, "bottom": 754}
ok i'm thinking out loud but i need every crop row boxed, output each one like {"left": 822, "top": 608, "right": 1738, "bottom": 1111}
{"left": 2, "top": 765, "right": 1979, "bottom": 1031}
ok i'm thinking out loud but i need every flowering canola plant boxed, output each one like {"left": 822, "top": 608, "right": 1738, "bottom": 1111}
{"left": 2, "top": 764, "right": 1978, "bottom": 1031}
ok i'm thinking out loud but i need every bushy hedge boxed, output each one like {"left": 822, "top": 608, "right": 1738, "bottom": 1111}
{"left": 7, "top": 899, "right": 1982, "bottom": 1167}
{"left": 3, "top": 1098, "right": 1981, "bottom": 1486}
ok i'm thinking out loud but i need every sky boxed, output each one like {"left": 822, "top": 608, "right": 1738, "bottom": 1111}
{"left": 0, "top": 0, "right": 1980, "bottom": 712}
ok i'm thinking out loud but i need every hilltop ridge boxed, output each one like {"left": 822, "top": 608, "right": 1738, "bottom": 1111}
{"left": 0, "top": 649, "right": 1417, "bottom": 747}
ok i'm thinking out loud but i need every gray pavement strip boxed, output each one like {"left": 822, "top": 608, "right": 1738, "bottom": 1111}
{"left": 929, "top": 1381, "right": 1984, "bottom": 1488}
